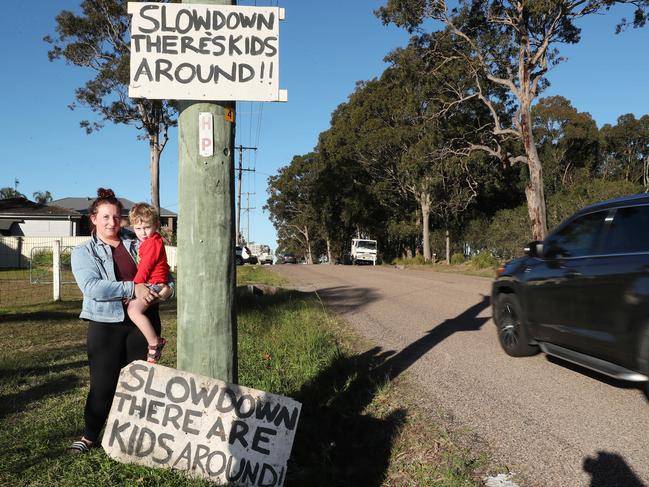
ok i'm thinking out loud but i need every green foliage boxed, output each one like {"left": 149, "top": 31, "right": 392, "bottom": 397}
{"left": 533, "top": 96, "right": 600, "bottom": 194}
{"left": 486, "top": 206, "right": 531, "bottom": 260}
{"left": 45, "top": 0, "right": 176, "bottom": 209}
{"left": 392, "top": 254, "right": 430, "bottom": 265}
{"left": 31, "top": 251, "right": 72, "bottom": 268}
{"left": 450, "top": 253, "right": 465, "bottom": 265}
{"left": 32, "top": 191, "right": 53, "bottom": 204}
{"left": 0, "top": 187, "right": 25, "bottom": 199}
{"left": 546, "top": 178, "right": 644, "bottom": 229}
{"left": 599, "top": 114, "right": 649, "bottom": 188}
{"left": 470, "top": 252, "right": 500, "bottom": 269}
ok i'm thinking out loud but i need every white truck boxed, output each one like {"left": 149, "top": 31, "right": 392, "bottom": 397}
{"left": 351, "top": 238, "right": 377, "bottom": 265}
{"left": 248, "top": 243, "right": 274, "bottom": 265}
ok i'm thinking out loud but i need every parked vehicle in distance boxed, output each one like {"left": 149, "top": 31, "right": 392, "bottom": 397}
{"left": 278, "top": 252, "right": 297, "bottom": 264}
{"left": 235, "top": 245, "right": 251, "bottom": 266}
{"left": 351, "top": 238, "right": 377, "bottom": 265}
{"left": 492, "top": 193, "right": 649, "bottom": 395}
{"left": 247, "top": 243, "right": 273, "bottom": 265}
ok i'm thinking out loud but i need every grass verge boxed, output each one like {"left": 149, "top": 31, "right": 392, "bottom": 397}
{"left": 390, "top": 261, "right": 497, "bottom": 279}
{"left": 0, "top": 267, "right": 491, "bottom": 486}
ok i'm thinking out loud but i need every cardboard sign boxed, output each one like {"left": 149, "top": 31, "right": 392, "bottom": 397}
{"left": 128, "top": 3, "right": 287, "bottom": 102}
{"left": 102, "top": 361, "right": 301, "bottom": 486}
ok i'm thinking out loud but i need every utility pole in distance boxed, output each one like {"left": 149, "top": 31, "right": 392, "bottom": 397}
{"left": 243, "top": 192, "right": 256, "bottom": 244}
{"left": 236, "top": 145, "right": 256, "bottom": 245}
{"left": 177, "top": 0, "right": 237, "bottom": 383}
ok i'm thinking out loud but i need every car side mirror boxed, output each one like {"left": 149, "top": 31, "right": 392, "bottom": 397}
{"left": 524, "top": 240, "right": 543, "bottom": 258}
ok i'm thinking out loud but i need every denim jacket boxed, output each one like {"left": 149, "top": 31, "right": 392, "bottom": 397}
{"left": 72, "top": 231, "right": 141, "bottom": 322}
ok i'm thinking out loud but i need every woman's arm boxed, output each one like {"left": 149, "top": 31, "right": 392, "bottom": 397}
{"left": 72, "top": 245, "right": 135, "bottom": 301}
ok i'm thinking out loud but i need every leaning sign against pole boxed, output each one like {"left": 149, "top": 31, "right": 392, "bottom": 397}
{"left": 118, "top": 3, "right": 296, "bottom": 484}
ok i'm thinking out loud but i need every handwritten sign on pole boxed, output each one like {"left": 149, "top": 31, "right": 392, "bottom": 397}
{"left": 102, "top": 361, "right": 301, "bottom": 486}
{"left": 127, "top": 3, "right": 287, "bottom": 102}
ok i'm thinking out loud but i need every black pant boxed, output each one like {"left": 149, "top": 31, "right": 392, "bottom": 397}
{"left": 83, "top": 308, "right": 161, "bottom": 442}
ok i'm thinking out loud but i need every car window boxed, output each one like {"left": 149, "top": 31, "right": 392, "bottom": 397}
{"left": 601, "top": 205, "right": 649, "bottom": 254}
{"left": 543, "top": 211, "right": 607, "bottom": 259}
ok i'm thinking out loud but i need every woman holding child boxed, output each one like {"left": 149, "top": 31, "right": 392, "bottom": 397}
{"left": 68, "top": 188, "right": 172, "bottom": 454}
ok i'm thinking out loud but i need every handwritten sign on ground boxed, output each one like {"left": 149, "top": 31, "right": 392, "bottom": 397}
{"left": 102, "top": 361, "right": 301, "bottom": 486}
{"left": 127, "top": 3, "right": 286, "bottom": 102}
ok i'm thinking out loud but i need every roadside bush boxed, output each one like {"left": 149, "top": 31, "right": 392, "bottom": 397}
{"left": 486, "top": 205, "right": 531, "bottom": 260}
{"left": 450, "top": 253, "right": 465, "bottom": 265}
{"left": 546, "top": 179, "right": 643, "bottom": 229}
{"left": 30, "top": 250, "right": 71, "bottom": 268}
{"left": 470, "top": 251, "right": 500, "bottom": 269}
{"left": 392, "top": 254, "right": 429, "bottom": 265}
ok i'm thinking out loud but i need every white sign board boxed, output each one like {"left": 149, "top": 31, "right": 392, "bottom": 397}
{"left": 128, "top": 3, "right": 287, "bottom": 102}
{"left": 102, "top": 361, "right": 301, "bottom": 486}
{"left": 199, "top": 112, "right": 214, "bottom": 157}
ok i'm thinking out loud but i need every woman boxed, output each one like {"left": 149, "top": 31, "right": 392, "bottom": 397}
{"left": 68, "top": 188, "right": 172, "bottom": 453}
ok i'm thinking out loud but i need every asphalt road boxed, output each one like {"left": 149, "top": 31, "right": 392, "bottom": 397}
{"left": 271, "top": 264, "right": 649, "bottom": 487}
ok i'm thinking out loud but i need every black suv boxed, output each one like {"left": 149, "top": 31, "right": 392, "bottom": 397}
{"left": 492, "top": 193, "right": 649, "bottom": 394}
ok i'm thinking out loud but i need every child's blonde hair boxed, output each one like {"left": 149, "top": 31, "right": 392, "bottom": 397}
{"left": 129, "top": 203, "right": 159, "bottom": 227}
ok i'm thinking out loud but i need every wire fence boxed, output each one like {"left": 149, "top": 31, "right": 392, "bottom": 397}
{"left": 0, "top": 236, "right": 177, "bottom": 309}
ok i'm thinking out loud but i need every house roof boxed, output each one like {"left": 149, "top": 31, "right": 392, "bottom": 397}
{"left": 0, "top": 220, "right": 19, "bottom": 230}
{"left": 51, "top": 197, "right": 177, "bottom": 218}
{"left": 0, "top": 197, "right": 82, "bottom": 220}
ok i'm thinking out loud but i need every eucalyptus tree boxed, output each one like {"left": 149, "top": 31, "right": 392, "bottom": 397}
{"left": 378, "top": 0, "right": 649, "bottom": 240}
{"left": 532, "top": 96, "right": 599, "bottom": 194}
{"left": 45, "top": 0, "right": 176, "bottom": 214}
{"left": 265, "top": 153, "right": 322, "bottom": 264}
{"left": 600, "top": 114, "right": 649, "bottom": 188}
{"left": 334, "top": 37, "right": 483, "bottom": 261}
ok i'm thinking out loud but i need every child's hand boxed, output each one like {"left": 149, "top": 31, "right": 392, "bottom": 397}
{"left": 157, "top": 284, "right": 173, "bottom": 301}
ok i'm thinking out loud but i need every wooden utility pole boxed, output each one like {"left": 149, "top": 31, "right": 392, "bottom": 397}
{"left": 177, "top": 0, "right": 237, "bottom": 382}
{"left": 236, "top": 145, "right": 256, "bottom": 245}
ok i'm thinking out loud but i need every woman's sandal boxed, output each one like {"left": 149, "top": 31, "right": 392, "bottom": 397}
{"left": 147, "top": 337, "right": 167, "bottom": 364}
{"left": 67, "top": 438, "right": 93, "bottom": 454}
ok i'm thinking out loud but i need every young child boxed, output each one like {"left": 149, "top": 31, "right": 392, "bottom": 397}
{"left": 127, "top": 203, "right": 171, "bottom": 363}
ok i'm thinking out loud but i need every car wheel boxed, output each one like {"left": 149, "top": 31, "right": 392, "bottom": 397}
{"left": 495, "top": 293, "right": 538, "bottom": 357}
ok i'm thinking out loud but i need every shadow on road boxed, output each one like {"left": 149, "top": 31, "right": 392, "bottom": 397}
{"left": 312, "top": 286, "right": 383, "bottom": 315}
{"left": 583, "top": 451, "right": 646, "bottom": 487}
{"left": 268, "top": 291, "right": 491, "bottom": 486}
{"left": 375, "top": 294, "right": 491, "bottom": 381}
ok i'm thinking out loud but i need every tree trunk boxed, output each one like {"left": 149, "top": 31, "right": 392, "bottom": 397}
{"left": 445, "top": 229, "right": 450, "bottom": 265}
{"left": 520, "top": 101, "right": 548, "bottom": 240}
{"left": 326, "top": 238, "right": 332, "bottom": 264}
{"left": 421, "top": 193, "right": 431, "bottom": 262}
{"left": 150, "top": 132, "right": 161, "bottom": 215}
{"left": 304, "top": 225, "right": 313, "bottom": 264}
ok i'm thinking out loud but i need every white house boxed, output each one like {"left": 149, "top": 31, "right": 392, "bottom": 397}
{"left": 0, "top": 197, "right": 82, "bottom": 237}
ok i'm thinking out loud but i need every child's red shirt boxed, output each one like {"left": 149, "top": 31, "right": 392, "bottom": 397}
{"left": 133, "top": 232, "right": 170, "bottom": 285}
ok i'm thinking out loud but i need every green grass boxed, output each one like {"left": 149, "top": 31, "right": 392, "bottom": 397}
{"left": 0, "top": 269, "right": 81, "bottom": 308}
{"left": 390, "top": 261, "right": 496, "bottom": 279}
{"left": 236, "top": 264, "right": 289, "bottom": 287}
{"left": 0, "top": 266, "right": 490, "bottom": 486}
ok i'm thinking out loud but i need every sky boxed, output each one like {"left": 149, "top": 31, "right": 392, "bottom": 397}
{"left": 1, "top": 1, "right": 648, "bottom": 251}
